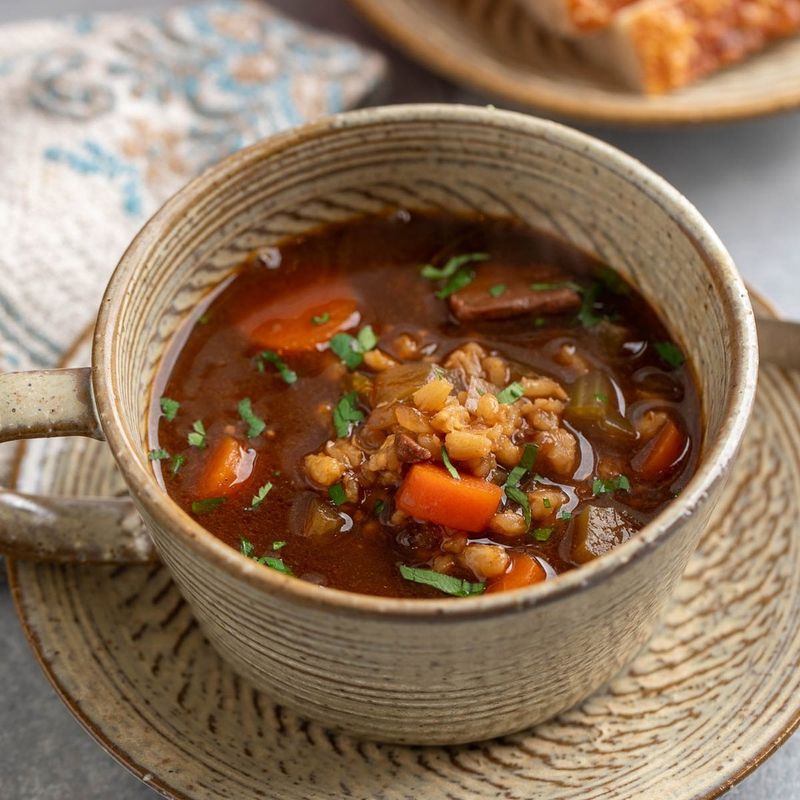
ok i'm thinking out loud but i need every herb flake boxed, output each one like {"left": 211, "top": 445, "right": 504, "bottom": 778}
{"left": 330, "top": 326, "right": 378, "bottom": 370}
{"left": 505, "top": 485, "right": 531, "bottom": 529}
{"left": 191, "top": 497, "right": 226, "bottom": 514}
{"left": 170, "top": 454, "right": 186, "bottom": 476}
{"left": 148, "top": 448, "right": 170, "bottom": 461}
{"left": 159, "top": 397, "right": 180, "bottom": 422}
{"left": 653, "top": 341, "right": 685, "bottom": 368}
{"left": 311, "top": 312, "right": 331, "bottom": 326}
{"left": 332, "top": 392, "right": 364, "bottom": 438}
{"left": 496, "top": 381, "right": 524, "bottom": 404}
{"left": 329, "top": 483, "right": 347, "bottom": 506}
{"left": 256, "top": 350, "right": 298, "bottom": 384}
{"left": 532, "top": 526, "right": 553, "bottom": 542}
{"left": 529, "top": 281, "right": 582, "bottom": 292}
{"left": 399, "top": 565, "right": 485, "bottom": 597}
{"left": 238, "top": 398, "right": 266, "bottom": 439}
{"left": 592, "top": 475, "right": 631, "bottom": 496}
{"left": 441, "top": 447, "right": 460, "bottom": 480}
{"left": 187, "top": 420, "right": 207, "bottom": 449}
{"left": 488, "top": 283, "right": 506, "bottom": 298}
{"left": 436, "top": 268, "right": 476, "bottom": 299}
{"left": 240, "top": 537, "right": 293, "bottom": 574}
{"left": 505, "top": 443, "right": 538, "bottom": 488}
{"left": 250, "top": 482, "right": 273, "bottom": 509}
{"left": 420, "top": 252, "right": 489, "bottom": 281}
{"left": 577, "top": 283, "right": 601, "bottom": 328}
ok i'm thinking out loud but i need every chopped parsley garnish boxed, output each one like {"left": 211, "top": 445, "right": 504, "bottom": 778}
{"left": 529, "top": 281, "right": 582, "bottom": 292}
{"left": 374, "top": 499, "right": 385, "bottom": 516}
{"left": 496, "top": 381, "right": 524, "bottom": 404}
{"left": 328, "top": 482, "right": 347, "bottom": 506}
{"left": 420, "top": 252, "right": 489, "bottom": 280}
{"left": 330, "top": 325, "right": 378, "bottom": 369}
{"left": 592, "top": 475, "right": 631, "bottom": 496}
{"left": 240, "top": 537, "right": 255, "bottom": 558}
{"left": 255, "top": 350, "right": 298, "bottom": 384}
{"left": 148, "top": 448, "right": 170, "bottom": 461}
{"left": 240, "top": 536, "right": 293, "bottom": 574}
{"left": 504, "top": 485, "right": 531, "bottom": 529}
{"left": 436, "top": 268, "right": 476, "bottom": 299}
{"left": 311, "top": 312, "right": 331, "bottom": 326}
{"left": 258, "top": 556, "right": 293, "bottom": 574}
{"left": 653, "top": 341, "right": 685, "bottom": 368}
{"left": 532, "top": 527, "right": 553, "bottom": 541}
{"left": 197, "top": 313, "right": 210, "bottom": 325}
{"left": 272, "top": 541, "right": 287, "bottom": 551}
{"left": 488, "top": 283, "right": 506, "bottom": 298}
{"left": 542, "top": 498, "right": 551, "bottom": 509}
{"left": 249, "top": 482, "right": 273, "bottom": 509}
{"left": 191, "top": 497, "right": 226, "bottom": 514}
{"left": 187, "top": 420, "right": 207, "bottom": 449}
{"left": 558, "top": 510, "right": 573, "bottom": 520}
{"left": 594, "top": 265, "right": 628, "bottom": 295}
{"left": 505, "top": 443, "right": 538, "bottom": 487}
{"left": 594, "top": 393, "right": 608, "bottom": 403}
{"left": 577, "top": 283, "right": 601, "bottom": 328}
{"left": 159, "top": 397, "right": 180, "bottom": 422}
{"left": 399, "top": 565, "right": 485, "bottom": 597}
{"left": 273, "top": 469, "right": 282, "bottom": 476}
{"left": 441, "top": 447, "right": 460, "bottom": 480}
{"left": 170, "top": 454, "right": 186, "bottom": 476}
{"left": 238, "top": 398, "right": 266, "bottom": 439}
{"left": 532, "top": 317, "right": 546, "bottom": 328}
{"left": 356, "top": 325, "right": 378, "bottom": 352}
{"left": 332, "top": 392, "right": 364, "bottom": 437}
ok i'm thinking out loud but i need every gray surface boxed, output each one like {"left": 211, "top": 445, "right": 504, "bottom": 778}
{"left": 0, "top": 0, "right": 799, "bottom": 798}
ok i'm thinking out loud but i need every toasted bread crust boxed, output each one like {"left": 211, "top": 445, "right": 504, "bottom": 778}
{"left": 617, "top": 0, "right": 800, "bottom": 92}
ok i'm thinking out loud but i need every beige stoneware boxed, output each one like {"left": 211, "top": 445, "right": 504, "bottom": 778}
{"left": 11, "top": 316, "right": 799, "bottom": 800}
{"left": 349, "top": 0, "right": 800, "bottom": 125}
{"left": 0, "top": 105, "right": 758, "bottom": 744}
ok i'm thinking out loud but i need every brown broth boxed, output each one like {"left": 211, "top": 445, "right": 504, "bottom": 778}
{"left": 150, "top": 212, "right": 701, "bottom": 598}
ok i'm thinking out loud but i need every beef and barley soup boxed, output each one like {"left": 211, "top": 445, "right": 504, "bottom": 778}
{"left": 149, "top": 212, "right": 700, "bottom": 598}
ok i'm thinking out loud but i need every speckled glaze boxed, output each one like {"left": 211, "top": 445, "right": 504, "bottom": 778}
{"left": 12, "top": 310, "right": 797, "bottom": 800}
{"left": 349, "top": 0, "right": 800, "bottom": 125}
{"left": 0, "top": 106, "right": 758, "bottom": 744}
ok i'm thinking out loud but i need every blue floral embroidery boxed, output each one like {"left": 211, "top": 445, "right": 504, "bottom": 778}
{"left": 35, "top": 1, "right": 383, "bottom": 216}
{"left": 44, "top": 141, "right": 143, "bottom": 217}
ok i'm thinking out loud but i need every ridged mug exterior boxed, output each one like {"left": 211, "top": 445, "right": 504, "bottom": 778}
{"left": 91, "top": 105, "right": 758, "bottom": 744}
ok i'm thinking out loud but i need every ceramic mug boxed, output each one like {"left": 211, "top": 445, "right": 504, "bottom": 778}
{"left": 0, "top": 105, "right": 758, "bottom": 745}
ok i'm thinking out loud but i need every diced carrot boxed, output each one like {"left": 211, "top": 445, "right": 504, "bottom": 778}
{"left": 486, "top": 553, "right": 546, "bottom": 594}
{"left": 631, "top": 418, "right": 687, "bottom": 480}
{"left": 238, "top": 281, "right": 359, "bottom": 353}
{"left": 197, "top": 435, "right": 256, "bottom": 499}
{"left": 395, "top": 463, "right": 502, "bottom": 534}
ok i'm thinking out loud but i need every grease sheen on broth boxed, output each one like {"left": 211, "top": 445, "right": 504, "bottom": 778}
{"left": 149, "top": 211, "right": 701, "bottom": 599}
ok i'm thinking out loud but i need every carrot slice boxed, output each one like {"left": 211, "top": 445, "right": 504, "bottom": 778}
{"left": 395, "top": 463, "right": 502, "bottom": 534}
{"left": 238, "top": 281, "right": 359, "bottom": 353}
{"left": 197, "top": 435, "right": 256, "bottom": 499}
{"left": 631, "top": 418, "right": 687, "bottom": 480}
{"left": 486, "top": 553, "right": 546, "bottom": 594}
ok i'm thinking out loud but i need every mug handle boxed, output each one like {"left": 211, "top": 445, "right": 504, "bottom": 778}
{"left": 0, "top": 368, "right": 157, "bottom": 563}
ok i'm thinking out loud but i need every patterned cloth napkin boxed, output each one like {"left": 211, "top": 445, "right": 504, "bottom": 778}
{"left": 0, "top": 0, "right": 384, "bottom": 474}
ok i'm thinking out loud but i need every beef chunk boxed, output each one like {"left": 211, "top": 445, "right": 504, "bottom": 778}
{"left": 447, "top": 265, "right": 581, "bottom": 322}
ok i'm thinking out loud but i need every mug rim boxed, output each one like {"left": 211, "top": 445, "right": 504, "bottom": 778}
{"left": 92, "top": 103, "right": 759, "bottom": 620}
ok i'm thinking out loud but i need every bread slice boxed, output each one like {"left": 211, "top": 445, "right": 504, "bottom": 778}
{"left": 582, "top": 0, "right": 800, "bottom": 93}
{"left": 517, "top": 0, "right": 640, "bottom": 35}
